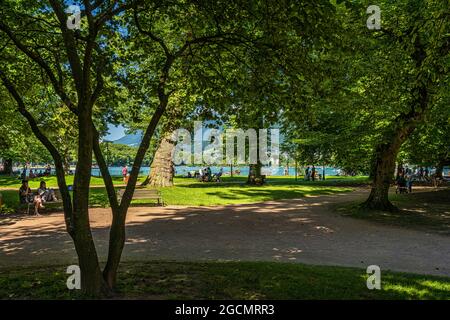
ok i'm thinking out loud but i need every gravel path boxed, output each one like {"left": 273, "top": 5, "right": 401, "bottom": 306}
{"left": 0, "top": 189, "right": 449, "bottom": 276}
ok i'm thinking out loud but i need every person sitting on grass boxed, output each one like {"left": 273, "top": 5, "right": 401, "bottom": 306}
{"left": 213, "top": 168, "right": 223, "bottom": 182}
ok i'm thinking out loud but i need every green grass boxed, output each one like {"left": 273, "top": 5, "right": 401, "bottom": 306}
{"left": 0, "top": 175, "right": 359, "bottom": 210}
{"left": 0, "top": 261, "right": 448, "bottom": 300}
{"left": 0, "top": 175, "right": 133, "bottom": 190}
{"left": 0, "top": 174, "right": 369, "bottom": 190}
{"left": 335, "top": 188, "right": 450, "bottom": 235}
{"left": 159, "top": 182, "right": 351, "bottom": 206}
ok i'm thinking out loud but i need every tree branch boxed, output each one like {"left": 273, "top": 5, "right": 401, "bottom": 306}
{"left": 0, "top": 20, "right": 76, "bottom": 111}
{"left": 133, "top": 8, "right": 171, "bottom": 57}
{"left": 48, "top": 0, "right": 84, "bottom": 96}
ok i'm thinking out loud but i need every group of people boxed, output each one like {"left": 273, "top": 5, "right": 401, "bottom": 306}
{"left": 304, "top": 166, "right": 322, "bottom": 181}
{"left": 396, "top": 165, "right": 424, "bottom": 193}
{"left": 19, "top": 180, "right": 58, "bottom": 215}
{"left": 395, "top": 172, "right": 414, "bottom": 194}
{"left": 398, "top": 165, "right": 432, "bottom": 179}
{"left": 395, "top": 165, "right": 438, "bottom": 193}
{"left": 19, "top": 164, "right": 52, "bottom": 180}
{"left": 192, "top": 167, "right": 223, "bottom": 182}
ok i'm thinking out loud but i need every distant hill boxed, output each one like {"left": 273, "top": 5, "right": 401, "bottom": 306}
{"left": 113, "top": 132, "right": 142, "bottom": 146}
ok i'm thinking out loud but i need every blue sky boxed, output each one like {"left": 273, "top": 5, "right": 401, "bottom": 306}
{"left": 104, "top": 124, "right": 126, "bottom": 141}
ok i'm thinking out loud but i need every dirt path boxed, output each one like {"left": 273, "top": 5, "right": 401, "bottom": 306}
{"left": 0, "top": 189, "right": 449, "bottom": 277}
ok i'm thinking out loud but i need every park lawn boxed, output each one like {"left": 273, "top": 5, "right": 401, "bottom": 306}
{"left": 158, "top": 182, "right": 352, "bottom": 206}
{"left": 0, "top": 175, "right": 135, "bottom": 190}
{"left": 264, "top": 175, "right": 370, "bottom": 186}
{"left": 0, "top": 174, "right": 369, "bottom": 190}
{"left": 335, "top": 188, "right": 450, "bottom": 235}
{"left": 0, "top": 176, "right": 356, "bottom": 210}
{"left": 0, "top": 261, "right": 449, "bottom": 300}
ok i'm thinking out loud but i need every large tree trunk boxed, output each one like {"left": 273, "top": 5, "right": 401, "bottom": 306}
{"left": 362, "top": 144, "right": 398, "bottom": 211}
{"left": 247, "top": 117, "right": 265, "bottom": 185}
{"left": 247, "top": 161, "right": 263, "bottom": 184}
{"left": 62, "top": 147, "right": 71, "bottom": 174}
{"left": 362, "top": 114, "right": 425, "bottom": 211}
{"left": 143, "top": 134, "right": 175, "bottom": 187}
{"left": 1, "top": 158, "right": 13, "bottom": 175}
{"left": 70, "top": 110, "right": 107, "bottom": 296}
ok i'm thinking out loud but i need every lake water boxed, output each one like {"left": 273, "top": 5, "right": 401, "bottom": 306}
{"left": 16, "top": 165, "right": 450, "bottom": 178}
{"left": 89, "top": 166, "right": 340, "bottom": 177}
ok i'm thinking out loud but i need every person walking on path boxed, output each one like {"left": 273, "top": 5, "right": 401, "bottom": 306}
{"left": 122, "top": 165, "right": 128, "bottom": 183}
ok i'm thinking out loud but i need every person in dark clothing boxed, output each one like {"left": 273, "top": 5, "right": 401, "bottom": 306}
{"left": 20, "top": 167, "right": 27, "bottom": 180}
{"left": 19, "top": 180, "right": 33, "bottom": 204}
{"left": 206, "top": 167, "right": 212, "bottom": 182}
{"left": 19, "top": 180, "right": 43, "bottom": 215}
{"left": 396, "top": 173, "right": 407, "bottom": 194}
{"left": 406, "top": 174, "right": 414, "bottom": 193}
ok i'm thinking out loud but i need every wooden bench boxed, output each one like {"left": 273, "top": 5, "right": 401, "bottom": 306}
{"left": 117, "top": 188, "right": 164, "bottom": 206}
{"left": 43, "top": 189, "right": 63, "bottom": 209}
{"left": 19, "top": 189, "right": 63, "bottom": 214}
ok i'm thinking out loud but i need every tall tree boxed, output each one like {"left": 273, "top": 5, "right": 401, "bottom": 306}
{"left": 0, "top": 0, "right": 147, "bottom": 295}
{"left": 0, "top": 0, "right": 290, "bottom": 295}
{"left": 358, "top": 0, "right": 450, "bottom": 210}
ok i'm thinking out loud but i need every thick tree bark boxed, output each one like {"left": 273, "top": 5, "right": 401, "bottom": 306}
{"left": 147, "top": 134, "right": 175, "bottom": 187}
{"left": 1, "top": 158, "right": 13, "bottom": 175}
{"left": 362, "top": 115, "right": 426, "bottom": 211}
{"left": 62, "top": 148, "right": 71, "bottom": 174}
{"left": 247, "top": 117, "right": 265, "bottom": 185}
{"left": 247, "top": 161, "right": 263, "bottom": 184}
{"left": 70, "top": 105, "right": 107, "bottom": 296}
{"left": 362, "top": 143, "right": 398, "bottom": 211}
